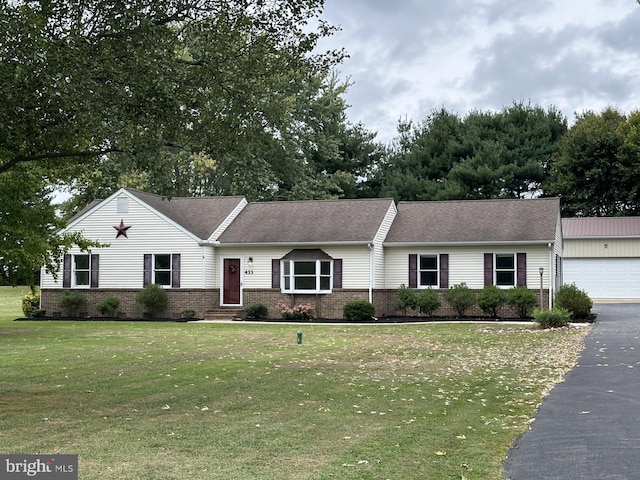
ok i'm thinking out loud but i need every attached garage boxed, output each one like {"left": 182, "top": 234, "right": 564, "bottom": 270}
{"left": 564, "top": 258, "right": 640, "bottom": 300}
{"left": 563, "top": 218, "right": 640, "bottom": 301}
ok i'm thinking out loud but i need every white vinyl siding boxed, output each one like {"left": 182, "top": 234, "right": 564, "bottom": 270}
{"left": 372, "top": 202, "right": 398, "bottom": 288}
{"left": 41, "top": 192, "right": 207, "bottom": 289}
{"left": 564, "top": 238, "right": 640, "bottom": 258}
{"left": 384, "top": 245, "right": 551, "bottom": 290}
{"left": 208, "top": 198, "right": 248, "bottom": 242}
{"left": 216, "top": 245, "right": 372, "bottom": 290}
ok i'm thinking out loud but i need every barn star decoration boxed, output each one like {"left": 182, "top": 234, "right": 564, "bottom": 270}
{"left": 113, "top": 219, "right": 131, "bottom": 238}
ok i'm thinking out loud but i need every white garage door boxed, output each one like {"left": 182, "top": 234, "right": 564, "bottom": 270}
{"left": 564, "top": 258, "right": 640, "bottom": 299}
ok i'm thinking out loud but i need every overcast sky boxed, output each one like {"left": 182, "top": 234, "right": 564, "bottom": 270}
{"left": 316, "top": 0, "right": 640, "bottom": 143}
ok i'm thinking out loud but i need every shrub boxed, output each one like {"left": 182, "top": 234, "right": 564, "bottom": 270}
{"left": 59, "top": 291, "right": 86, "bottom": 317}
{"left": 22, "top": 291, "right": 41, "bottom": 318}
{"left": 343, "top": 300, "right": 375, "bottom": 322}
{"left": 245, "top": 303, "right": 269, "bottom": 319}
{"left": 507, "top": 287, "right": 538, "bottom": 319}
{"left": 135, "top": 284, "right": 168, "bottom": 319}
{"left": 533, "top": 307, "right": 571, "bottom": 329}
{"left": 477, "top": 285, "right": 507, "bottom": 318}
{"left": 395, "top": 285, "right": 417, "bottom": 314}
{"left": 277, "top": 300, "right": 314, "bottom": 320}
{"left": 416, "top": 288, "right": 441, "bottom": 316}
{"left": 182, "top": 309, "right": 197, "bottom": 319}
{"left": 555, "top": 283, "right": 593, "bottom": 320}
{"left": 444, "top": 283, "right": 476, "bottom": 317}
{"left": 96, "top": 297, "right": 120, "bottom": 317}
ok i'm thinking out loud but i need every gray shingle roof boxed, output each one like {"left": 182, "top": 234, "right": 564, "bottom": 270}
{"left": 563, "top": 217, "right": 640, "bottom": 238}
{"left": 385, "top": 197, "right": 560, "bottom": 244}
{"left": 128, "top": 190, "right": 245, "bottom": 240}
{"left": 217, "top": 198, "right": 395, "bottom": 244}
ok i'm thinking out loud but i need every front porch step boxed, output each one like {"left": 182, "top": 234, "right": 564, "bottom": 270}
{"left": 203, "top": 308, "right": 244, "bottom": 321}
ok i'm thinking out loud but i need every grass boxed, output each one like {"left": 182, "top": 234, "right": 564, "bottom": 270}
{"left": 0, "top": 287, "right": 589, "bottom": 479}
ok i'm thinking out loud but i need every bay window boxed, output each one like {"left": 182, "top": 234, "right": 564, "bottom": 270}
{"left": 282, "top": 259, "right": 332, "bottom": 293}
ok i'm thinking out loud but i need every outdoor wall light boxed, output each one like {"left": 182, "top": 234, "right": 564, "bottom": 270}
{"left": 538, "top": 267, "right": 544, "bottom": 310}
{"left": 248, "top": 257, "right": 254, "bottom": 268}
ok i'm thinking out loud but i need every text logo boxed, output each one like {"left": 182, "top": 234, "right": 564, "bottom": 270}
{"left": 0, "top": 455, "right": 77, "bottom": 480}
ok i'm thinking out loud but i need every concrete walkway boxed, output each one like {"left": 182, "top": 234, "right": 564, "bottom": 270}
{"left": 504, "top": 304, "right": 640, "bottom": 479}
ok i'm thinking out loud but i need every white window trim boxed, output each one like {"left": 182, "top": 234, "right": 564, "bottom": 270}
{"left": 281, "top": 259, "right": 333, "bottom": 294}
{"left": 418, "top": 254, "right": 439, "bottom": 289}
{"left": 153, "top": 254, "right": 173, "bottom": 287}
{"left": 495, "top": 253, "right": 516, "bottom": 288}
{"left": 71, "top": 254, "right": 91, "bottom": 288}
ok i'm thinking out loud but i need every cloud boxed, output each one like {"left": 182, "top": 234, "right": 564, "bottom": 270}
{"left": 319, "top": 0, "right": 640, "bottom": 142}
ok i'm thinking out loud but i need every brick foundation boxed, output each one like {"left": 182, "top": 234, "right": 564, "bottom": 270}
{"left": 41, "top": 287, "right": 550, "bottom": 320}
{"left": 40, "top": 289, "right": 221, "bottom": 319}
{"left": 242, "top": 289, "right": 372, "bottom": 319}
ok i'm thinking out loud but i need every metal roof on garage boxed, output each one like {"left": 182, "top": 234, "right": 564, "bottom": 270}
{"left": 563, "top": 217, "right": 640, "bottom": 238}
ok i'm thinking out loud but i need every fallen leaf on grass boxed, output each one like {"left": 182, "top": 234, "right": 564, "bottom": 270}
{"left": 435, "top": 451, "right": 447, "bottom": 456}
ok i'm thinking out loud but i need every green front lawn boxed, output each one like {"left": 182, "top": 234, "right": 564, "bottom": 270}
{"left": 0, "top": 287, "right": 588, "bottom": 479}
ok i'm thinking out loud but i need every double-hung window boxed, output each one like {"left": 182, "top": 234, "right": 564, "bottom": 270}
{"left": 63, "top": 253, "right": 99, "bottom": 288}
{"left": 282, "top": 259, "right": 332, "bottom": 293}
{"left": 495, "top": 254, "right": 515, "bottom": 286}
{"left": 419, "top": 255, "right": 438, "bottom": 287}
{"left": 73, "top": 254, "right": 91, "bottom": 287}
{"left": 144, "top": 253, "right": 181, "bottom": 288}
{"left": 154, "top": 254, "right": 172, "bottom": 286}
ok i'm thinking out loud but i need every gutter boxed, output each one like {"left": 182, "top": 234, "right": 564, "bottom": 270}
{"left": 383, "top": 240, "right": 556, "bottom": 247}
{"left": 216, "top": 241, "right": 373, "bottom": 247}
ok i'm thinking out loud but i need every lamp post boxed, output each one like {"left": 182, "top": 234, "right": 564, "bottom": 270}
{"left": 539, "top": 267, "right": 544, "bottom": 310}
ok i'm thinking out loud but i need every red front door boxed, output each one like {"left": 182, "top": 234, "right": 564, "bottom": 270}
{"left": 223, "top": 258, "right": 241, "bottom": 305}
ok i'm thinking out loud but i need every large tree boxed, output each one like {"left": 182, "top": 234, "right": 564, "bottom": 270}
{"left": 0, "top": 0, "right": 342, "bottom": 175}
{"left": 0, "top": 166, "right": 99, "bottom": 286}
{"left": 545, "top": 108, "right": 640, "bottom": 216}
{"left": 0, "top": 0, "right": 342, "bottom": 282}
{"left": 376, "top": 103, "right": 567, "bottom": 201}
{"left": 61, "top": 72, "right": 382, "bottom": 213}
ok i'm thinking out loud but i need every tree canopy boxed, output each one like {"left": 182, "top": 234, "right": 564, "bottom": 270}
{"left": 545, "top": 108, "right": 640, "bottom": 217}
{"left": 0, "top": 0, "right": 344, "bottom": 285}
{"left": 1, "top": 0, "right": 342, "bottom": 176}
{"left": 373, "top": 103, "right": 567, "bottom": 201}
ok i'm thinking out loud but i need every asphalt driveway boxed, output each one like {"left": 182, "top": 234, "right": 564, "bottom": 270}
{"left": 504, "top": 303, "right": 640, "bottom": 480}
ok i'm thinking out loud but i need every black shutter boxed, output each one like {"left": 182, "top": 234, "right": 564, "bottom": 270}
{"left": 90, "top": 254, "right": 99, "bottom": 288}
{"left": 171, "top": 254, "right": 181, "bottom": 288}
{"left": 408, "top": 254, "right": 417, "bottom": 288}
{"left": 143, "top": 254, "right": 152, "bottom": 286}
{"left": 333, "top": 259, "right": 343, "bottom": 289}
{"left": 517, "top": 253, "right": 527, "bottom": 286}
{"left": 271, "top": 259, "right": 280, "bottom": 289}
{"left": 63, "top": 254, "right": 71, "bottom": 288}
{"left": 439, "top": 254, "right": 449, "bottom": 289}
{"left": 484, "top": 253, "right": 493, "bottom": 286}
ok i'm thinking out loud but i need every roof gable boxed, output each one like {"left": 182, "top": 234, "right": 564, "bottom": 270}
{"left": 127, "top": 190, "right": 246, "bottom": 240}
{"left": 385, "top": 197, "right": 560, "bottom": 244}
{"left": 217, "top": 198, "right": 396, "bottom": 244}
{"left": 563, "top": 217, "right": 640, "bottom": 238}
{"left": 65, "top": 189, "right": 247, "bottom": 241}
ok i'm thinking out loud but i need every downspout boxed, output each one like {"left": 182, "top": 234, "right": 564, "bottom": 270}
{"left": 368, "top": 243, "right": 374, "bottom": 303}
{"left": 548, "top": 243, "right": 553, "bottom": 309}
